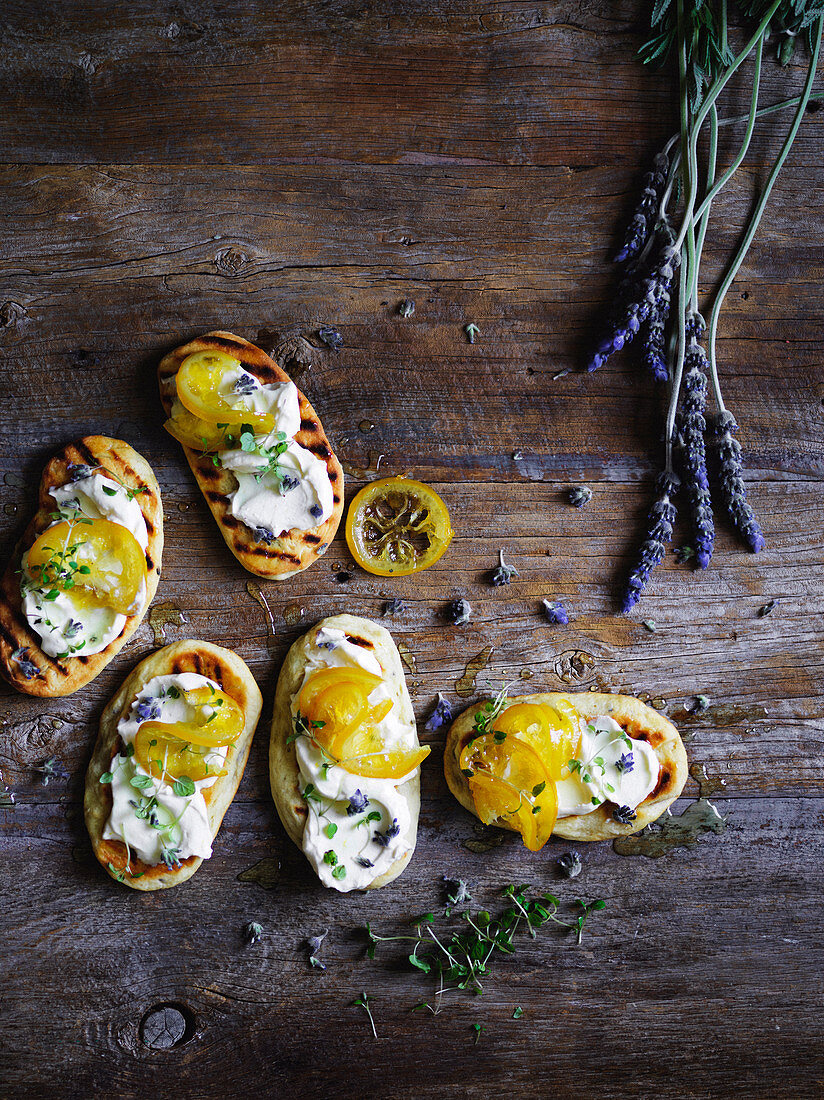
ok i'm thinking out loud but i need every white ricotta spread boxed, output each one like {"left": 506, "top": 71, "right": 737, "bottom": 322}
{"left": 555, "top": 714, "right": 660, "bottom": 818}
{"left": 20, "top": 472, "right": 149, "bottom": 659}
{"left": 291, "top": 626, "right": 418, "bottom": 892}
{"left": 180, "top": 363, "right": 333, "bottom": 538}
{"left": 102, "top": 673, "right": 228, "bottom": 867}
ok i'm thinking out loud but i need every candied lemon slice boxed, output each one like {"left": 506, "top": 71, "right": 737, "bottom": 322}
{"left": 494, "top": 700, "right": 582, "bottom": 780}
{"left": 134, "top": 725, "right": 229, "bottom": 784}
{"left": 163, "top": 407, "right": 234, "bottom": 452}
{"left": 27, "top": 518, "right": 146, "bottom": 615}
{"left": 345, "top": 477, "right": 453, "bottom": 577}
{"left": 337, "top": 745, "right": 430, "bottom": 780}
{"left": 175, "top": 350, "right": 273, "bottom": 431}
{"left": 298, "top": 667, "right": 387, "bottom": 756}
{"left": 460, "top": 732, "right": 558, "bottom": 851}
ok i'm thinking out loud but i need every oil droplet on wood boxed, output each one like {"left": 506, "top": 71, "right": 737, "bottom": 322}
{"left": 650, "top": 697, "right": 666, "bottom": 711}
{"left": 456, "top": 646, "right": 494, "bottom": 698}
{"left": 398, "top": 642, "right": 417, "bottom": 674}
{"left": 689, "top": 762, "right": 727, "bottom": 798}
{"left": 237, "top": 857, "right": 281, "bottom": 890}
{"left": 612, "top": 798, "right": 727, "bottom": 858}
{"left": 148, "top": 602, "right": 187, "bottom": 647}
{"left": 177, "top": 502, "right": 191, "bottom": 512}
{"left": 4, "top": 472, "right": 25, "bottom": 489}
{"left": 359, "top": 420, "right": 375, "bottom": 433}
{"left": 246, "top": 582, "right": 276, "bottom": 653}
{"left": 463, "top": 823, "right": 507, "bottom": 854}
{"left": 284, "top": 601, "right": 305, "bottom": 627}
{"left": 520, "top": 668, "right": 533, "bottom": 680}
{"left": 3, "top": 503, "right": 18, "bottom": 515}
{"left": 340, "top": 453, "right": 385, "bottom": 479}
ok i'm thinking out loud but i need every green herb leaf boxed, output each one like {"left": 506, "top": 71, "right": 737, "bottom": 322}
{"left": 324, "top": 822, "right": 338, "bottom": 839}
{"left": 99, "top": 771, "right": 114, "bottom": 784}
{"left": 173, "top": 776, "right": 196, "bottom": 797}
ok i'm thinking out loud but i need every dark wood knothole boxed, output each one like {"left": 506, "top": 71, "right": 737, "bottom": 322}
{"left": 140, "top": 1003, "right": 196, "bottom": 1049}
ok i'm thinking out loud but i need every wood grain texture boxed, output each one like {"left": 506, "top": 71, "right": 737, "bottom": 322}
{"left": 1, "top": 0, "right": 824, "bottom": 1097}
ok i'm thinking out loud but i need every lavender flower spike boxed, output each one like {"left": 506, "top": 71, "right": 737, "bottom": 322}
{"left": 622, "top": 471, "right": 679, "bottom": 613}
{"left": 613, "top": 152, "right": 669, "bottom": 266}
{"left": 640, "top": 283, "right": 671, "bottom": 382}
{"left": 588, "top": 222, "right": 679, "bottom": 373}
{"left": 709, "top": 411, "right": 766, "bottom": 553}
{"left": 677, "top": 329, "right": 714, "bottom": 570}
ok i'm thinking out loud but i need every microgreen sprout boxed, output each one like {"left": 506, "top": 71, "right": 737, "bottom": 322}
{"left": 464, "top": 323, "right": 480, "bottom": 344}
{"left": 352, "top": 993, "right": 378, "bottom": 1039}
{"left": 245, "top": 921, "right": 263, "bottom": 945}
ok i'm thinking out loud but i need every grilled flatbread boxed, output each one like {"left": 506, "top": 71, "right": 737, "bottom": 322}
{"left": 444, "top": 692, "right": 688, "bottom": 841}
{"left": 270, "top": 614, "right": 420, "bottom": 890}
{"left": 158, "top": 330, "right": 343, "bottom": 579}
{"left": 0, "top": 436, "right": 163, "bottom": 698}
{"left": 85, "top": 640, "right": 262, "bottom": 890}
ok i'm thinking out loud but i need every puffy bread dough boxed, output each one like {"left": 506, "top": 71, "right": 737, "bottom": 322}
{"left": 270, "top": 614, "right": 420, "bottom": 890}
{"left": 444, "top": 692, "right": 688, "bottom": 841}
{"left": 0, "top": 436, "right": 163, "bottom": 697}
{"left": 158, "top": 330, "right": 344, "bottom": 579}
{"left": 85, "top": 641, "right": 262, "bottom": 890}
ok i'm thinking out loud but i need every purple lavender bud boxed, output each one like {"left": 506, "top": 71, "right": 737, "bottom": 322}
{"left": 622, "top": 471, "right": 679, "bottom": 613}
{"left": 541, "top": 599, "right": 569, "bottom": 625}
{"left": 11, "top": 647, "right": 39, "bottom": 680}
{"left": 613, "top": 152, "right": 669, "bottom": 266}
{"left": 676, "top": 332, "right": 714, "bottom": 570}
{"left": 425, "top": 692, "right": 453, "bottom": 731}
{"left": 709, "top": 411, "right": 765, "bottom": 553}
{"left": 587, "top": 223, "right": 679, "bottom": 373}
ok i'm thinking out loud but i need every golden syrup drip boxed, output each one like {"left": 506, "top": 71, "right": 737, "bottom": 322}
{"left": 455, "top": 646, "right": 494, "bottom": 698}
{"left": 148, "top": 602, "right": 188, "bottom": 647}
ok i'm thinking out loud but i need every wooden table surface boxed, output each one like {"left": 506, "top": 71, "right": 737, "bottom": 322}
{"left": 2, "top": 3, "right": 823, "bottom": 1097}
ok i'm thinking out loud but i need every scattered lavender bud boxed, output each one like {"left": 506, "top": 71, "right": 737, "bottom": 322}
{"left": 233, "top": 373, "right": 258, "bottom": 395}
{"left": 758, "top": 599, "right": 779, "bottom": 618}
{"left": 541, "top": 599, "right": 569, "bottom": 625}
{"left": 512, "top": 450, "right": 524, "bottom": 461}
{"left": 66, "top": 462, "right": 94, "bottom": 482}
{"left": 613, "top": 805, "right": 638, "bottom": 825}
{"left": 690, "top": 694, "right": 710, "bottom": 714}
{"left": 31, "top": 756, "right": 69, "bottom": 787}
{"left": 309, "top": 504, "right": 324, "bottom": 520}
{"left": 63, "top": 619, "right": 83, "bottom": 638}
{"left": 253, "top": 526, "right": 275, "bottom": 544}
{"left": 676, "top": 330, "right": 714, "bottom": 570}
{"left": 489, "top": 549, "right": 518, "bottom": 587}
{"left": 309, "top": 955, "right": 326, "bottom": 970}
{"left": 425, "top": 692, "right": 453, "bottom": 731}
{"left": 355, "top": 857, "right": 374, "bottom": 869}
{"left": 613, "top": 152, "right": 669, "bottom": 266}
{"left": 281, "top": 475, "right": 300, "bottom": 493}
{"left": 136, "top": 698, "right": 162, "bottom": 722}
{"left": 307, "top": 929, "right": 328, "bottom": 955}
{"left": 621, "top": 471, "right": 679, "bottom": 613}
{"left": 709, "top": 411, "right": 766, "bottom": 553}
{"left": 568, "top": 485, "right": 592, "bottom": 508}
{"left": 557, "top": 851, "right": 582, "bottom": 879}
{"left": 346, "top": 790, "right": 369, "bottom": 816}
{"left": 244, "top": 921, "right": 263, "bottom": 945}
{"left": 382, "top": 597, "right": 405, "bottom": 616}
{"left": 374, "top": 818, "right": 401, "bottom": 847}
{"left": 11, "top": 647, "right": 39, "bottom": 680}
{"left": 464, "top": 323, "right": 480, "bottom": 344}
{"left": 317, "top": 325, "right": 343, "bottom": 351}
{"left": 443, "top": 876, "right": 472, "bottom": 911}
{"left": 398, "top": 299, "right": 415, "bottom": 317}
{"left": 445, "top": 598, "right": 471, "bottom": 625}
{"left": 616, "top": 752, "right": 634, "bottom": 774}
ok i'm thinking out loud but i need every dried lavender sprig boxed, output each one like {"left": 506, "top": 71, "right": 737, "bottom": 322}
{"left": 640, "top": 284, "right": 671, "bottom": 382}
{"left": 614, "top": 153, "right": 669, "bottom": 265}
{"left": 708, "top": 411, "right": 765, "bottom": 553}
{"left": 622, "top": 471, "right": 679, "bottom": 613}
{"left": 588, "top": 222, "right": 679, "bottom": 373}
{"left": 677, "top": 327, "right": 714, "bottom": 570}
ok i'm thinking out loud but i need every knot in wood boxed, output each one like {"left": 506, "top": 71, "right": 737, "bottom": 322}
{"left": 553, "top": 649, "right": 597, "bottom": 685}
{"left": 0, "top": 301, "right": 27, "bottom": 329}
{"left": 140, "top": 1004, "right": 193, "bottom": 1049}
{"left": 214, "top": 246, "right": 249, "bottom": 276}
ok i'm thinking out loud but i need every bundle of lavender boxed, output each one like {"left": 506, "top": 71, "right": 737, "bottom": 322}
{"left": 587, "top": 0, "right": 823, "bottom": 612}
